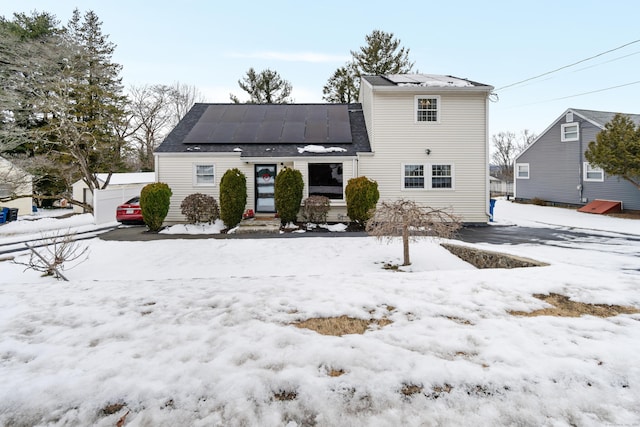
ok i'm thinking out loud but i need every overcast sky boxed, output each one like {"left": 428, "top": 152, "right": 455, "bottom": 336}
{"left": 5, "top": 0, "right": 640, "bottom": 139}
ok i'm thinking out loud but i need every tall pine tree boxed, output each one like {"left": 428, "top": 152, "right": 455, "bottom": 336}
{"left": 39, "top": 8, "right": 129, "bottom": 203}
{"left": 323, "top": 30, "right": 414, "bottom": 103}
{"left": 230, "top": 68, "right": 293, "bottom": 104}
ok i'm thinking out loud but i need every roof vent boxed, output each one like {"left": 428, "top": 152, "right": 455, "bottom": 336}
{"left": 566, "top": 111, "right": 574, "bottom": 123}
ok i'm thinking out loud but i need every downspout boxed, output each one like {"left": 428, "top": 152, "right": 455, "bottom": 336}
{"left": 578, "top": 121, "right": 584, "bottom": 204}
{"left": 485, "top": 94, "right": 491, "bottom": 222}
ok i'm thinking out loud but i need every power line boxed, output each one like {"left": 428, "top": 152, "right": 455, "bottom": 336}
{"left": 509, "top": 80, "right": 640, "bottom": 108}
{"left": 495, "top": 39, "right": 640, "bottom": 92}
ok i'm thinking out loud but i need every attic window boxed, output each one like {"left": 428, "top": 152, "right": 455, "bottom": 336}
{"left": 561, "top": 123, "right": 579, "bottom": 142}
{"left": 415, "top": 96, "right": 439, "bottom": 123}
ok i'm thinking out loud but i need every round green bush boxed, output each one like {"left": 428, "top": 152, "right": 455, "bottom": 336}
{"left": 180, "top": 193, "right": 220, "bottom": 224}
{"left": 274, "top": 167, "right": 303, "bottom": 224}
{"left": 345, "top": 176, "right": 379, "bottom": 224}
{"left": 219, "top": 168, "right": 247, "bottom": 229}
{"left": 140, "top": 182, "right": 172, "bottom": 232}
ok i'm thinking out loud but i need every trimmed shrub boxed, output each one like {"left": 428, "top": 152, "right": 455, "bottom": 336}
{"left": 180, "top": 193, "right": 220, "bottom": 224}
{"left": 274, "top": 167, "right": 303, "bottom": 224}
{"left": 219, "top": 168, "right": 247, "bottom": 228}
{"left": 345, "top": 176, "right": 379, "bottom": 224}
{"left": 301, "top": 195, "right": 331, "bottom": 223}
{"left": 140, "top": 182, "right": 172, "bottom": 232}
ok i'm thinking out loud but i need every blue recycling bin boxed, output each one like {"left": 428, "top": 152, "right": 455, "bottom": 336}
{"left": 489, "top": 199, "right": 496, "bottom": 222}
{"left": 0, "top": 207, "right": 7, "bottom": 224}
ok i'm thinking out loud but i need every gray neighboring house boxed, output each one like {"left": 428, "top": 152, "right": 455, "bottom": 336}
{"left": 514, "top": 108, "right": 640, "bottom": 211}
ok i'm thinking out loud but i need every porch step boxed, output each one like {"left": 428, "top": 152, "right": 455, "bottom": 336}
{"left": 235, "top": 217, "right": 281, "bottom": 234}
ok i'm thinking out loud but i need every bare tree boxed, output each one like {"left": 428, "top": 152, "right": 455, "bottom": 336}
{"left": 16, "top": 231, "right": 89, "bottom": 280}
{"left": 167, "top": 81, "right": 206, "bottom": 127}
{"left": 366, "top": 199, "right": 461, "bottom": 266}
{"left": 125, "top": 82, "right": 205, "bottom": 171}
{"left": 491, "top": 130, "right": 536, "bottom": 182}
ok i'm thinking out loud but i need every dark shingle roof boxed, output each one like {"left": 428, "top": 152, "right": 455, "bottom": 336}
{"left": 155, "top": 103, "right": 371, "bottom": 158}
{"left": 572, "top": 108, "right": 640, "bottom": 127}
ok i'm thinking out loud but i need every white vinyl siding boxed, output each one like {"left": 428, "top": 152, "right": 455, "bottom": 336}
{"left": 358, "top": 88, "right": 489, "bottom": 223}
{"left": 561, "top": 123, "right": 579, "bottom": 142}
{"left": 516, "top": 163, "right": 530, "bottom": 179}
{"left": 583, "top": 162, "right": 604, "bottom": 182}
{"left": 157, "top": 155, "right": 253, "bottom": 223}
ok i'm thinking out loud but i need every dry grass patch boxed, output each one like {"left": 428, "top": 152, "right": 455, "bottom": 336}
{"left": 327, "top": 368, "right": 346, "bottom": 377}
{"left": 101, "top": 402, "right": 126, "bottom": 415}
{"left": 273, "top": 390, "right": 297, "bottom": 401}
{"left": 293, "top": 315, "right": 392, "bottom": 336}
{"left": 510, "top": 293, "right": 640, "bottom": 318}
{"left": 400, "top": 384, "right": 423, "bottom": 397}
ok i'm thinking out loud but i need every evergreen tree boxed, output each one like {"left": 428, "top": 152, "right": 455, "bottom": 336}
{"left": 323, "top": 30, "right": 414, "bottom": 103}
{"left": 230, "top": 67, "right": 293, "bottom": 104}
{"left": 40, "top": 8, "right": 129, "bottom": 204}
{"left": 322, "top": 65, "right": 358, "bottom": 104}
{"left": 585, "top": 114, "right": 640, "bottom": 190}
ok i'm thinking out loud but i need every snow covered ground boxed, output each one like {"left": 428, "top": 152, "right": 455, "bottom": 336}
{"left": 1, "top": 199, "right": 639, "bottom": 426}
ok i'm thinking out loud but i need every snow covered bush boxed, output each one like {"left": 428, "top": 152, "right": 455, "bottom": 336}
{"left": 140, "top": 182, "right": 172, "bottom": 232}
{"left": 180, "top": 193, "right": 220, "bottom": 224}
{"left": 219, "top": 168, "right": 247, "bottom": 228}
{"left": 301, "top": 195, "right": 331, "bottom": 223}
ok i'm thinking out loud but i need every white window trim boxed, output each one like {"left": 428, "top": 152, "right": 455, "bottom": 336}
{"left": 515, "top": 163, "right": 530, "bottom": 179}
{"left": 583, "top": 162, "right": 604, "bottom": 182}
{"left": 414, "top": 95, "right": 441, "bottom": 124}
{"left": 401, "top": 163, "right": 426, "bottom": 190}
{"left": 193, "top": 163, "right": 215, "bottom": 186}
{"left": 561, "top": 123, "right": 579, "bottom": 142}
{"left": 401, "top": 162, "right": 454, "bottom": 190}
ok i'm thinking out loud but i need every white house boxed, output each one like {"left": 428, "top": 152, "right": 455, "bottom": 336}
{"left": 0, "top": 156, "right": 33, "bottom": 216}
{"left": 154, "top": 74, "right": 494, "bottom": 225}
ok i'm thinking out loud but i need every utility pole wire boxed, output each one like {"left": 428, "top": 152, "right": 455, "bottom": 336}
{"left": 509, "top": 80, "right": 640, "bottom": 108}
{"left": 495, "top": 39, "right": 640, "bottom": 92}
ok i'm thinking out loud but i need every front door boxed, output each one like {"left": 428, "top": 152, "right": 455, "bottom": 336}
{"left": 255, "top": 164, "right": 276, "bottom": 213}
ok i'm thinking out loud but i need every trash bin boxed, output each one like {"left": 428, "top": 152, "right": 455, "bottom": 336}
{"left": 7, "top": 208, "right": 18, "bottom": 222}
{"left": 489, "top": 199, "right": 496, "bottom": 222}
{"left": 0, "top": 207, "right": 7, "bottom": 224}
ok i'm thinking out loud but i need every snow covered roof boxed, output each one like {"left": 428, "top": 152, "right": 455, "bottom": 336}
{"left": 95, "top": 172, "right": 155, "bottom": 185}
{"left": 362, "top": 74, "right": 493, "bottom": 90}
{"left": 386, "top": 74, "right": 474, "bottom": 87}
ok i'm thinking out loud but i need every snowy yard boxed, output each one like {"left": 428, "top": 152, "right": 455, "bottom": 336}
{"left": 1, "top": 199, "right": 639, "bottom": 426}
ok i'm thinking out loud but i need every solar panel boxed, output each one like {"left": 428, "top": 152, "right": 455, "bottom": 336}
{"left": 281, "top": 122, "right": 305, "bottom": 142}
{"left": 257, "top": 120, "right": 284, "bottom": 142}
{"left": 304, "top": 121, "right": 327, "bottom": 143}
{"left": 184, "top": 104, "right": 353, "bottom": 144}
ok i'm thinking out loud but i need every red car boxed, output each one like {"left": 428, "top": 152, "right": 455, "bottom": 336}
{"left": 116, "top": 196, "right": 144, "bottom": 224}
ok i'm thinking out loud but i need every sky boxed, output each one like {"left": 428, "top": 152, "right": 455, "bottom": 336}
{"left": 1, "top": 200, "right": 639, "bottom": 425}
{"left": 4, "top": 1, "right": 640, "bottom": 141}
